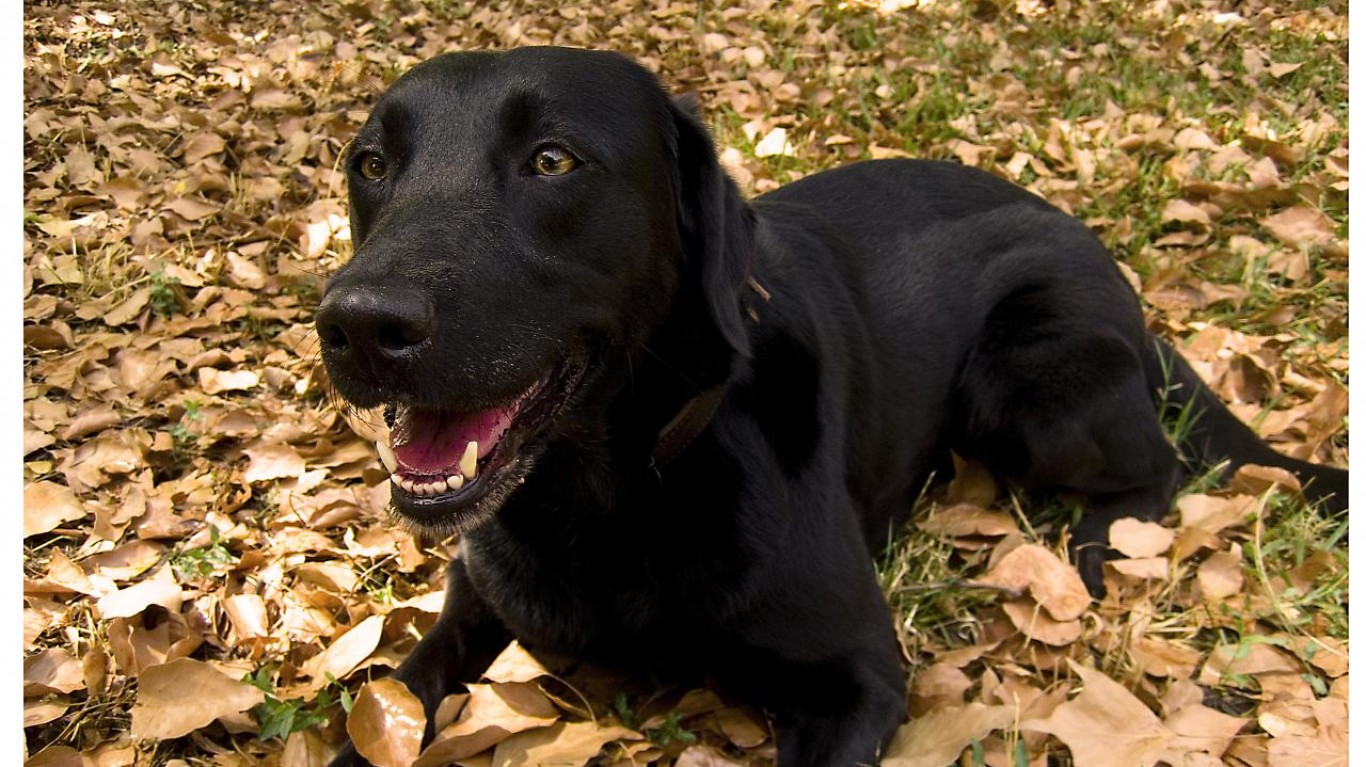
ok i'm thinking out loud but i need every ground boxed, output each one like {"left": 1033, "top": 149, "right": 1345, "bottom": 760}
{"left": 22, "top": 1, "right": 1348, "bottom": 766}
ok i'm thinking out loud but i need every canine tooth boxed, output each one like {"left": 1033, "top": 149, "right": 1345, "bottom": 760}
{"left": 460, "top": 440, "right": 478, "bottom": 479}
{"left": 447, "top": 475, "right": 464, "bottom": 491}
{"left": 376, "top": 440, "right": 398, "bottom": 473}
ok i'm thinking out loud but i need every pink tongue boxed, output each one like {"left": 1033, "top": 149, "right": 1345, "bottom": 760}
{"left": 392, "top": 406, "right": 513, "bottom": 476}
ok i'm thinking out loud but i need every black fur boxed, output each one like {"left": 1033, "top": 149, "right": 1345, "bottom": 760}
{"left": 315, "top": 47, "right": 1347, "bottom": 767}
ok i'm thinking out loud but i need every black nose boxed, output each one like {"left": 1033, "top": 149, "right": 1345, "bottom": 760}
{"left": 316, "top": 284, "right": 434, "bottom": 375}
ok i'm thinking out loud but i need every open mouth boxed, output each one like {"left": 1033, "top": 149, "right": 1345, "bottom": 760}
{"left": 373, "top": 357, "right": 588, "bottom": 527}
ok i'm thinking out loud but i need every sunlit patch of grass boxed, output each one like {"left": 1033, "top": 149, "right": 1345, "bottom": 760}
{"left": 878, "top": 519, "right": 993, "bottom": 655}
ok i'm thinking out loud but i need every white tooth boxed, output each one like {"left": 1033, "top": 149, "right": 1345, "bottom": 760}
{"left": 376, "top": 440, "right": 398, "bottom": 473}
{"left": 433, "top": 477, "right": 450, "bottom": 493}
{"left": 447, "top": 475, "right": 464, "bottom": 491}
{"left": 460, "top": 440, "right": 479, "bottom": 480}
{"left": 419, "top": 482, "right": 434, "bottom": 496}
{"left": 399, "top": 477, "right": 414, "bottom": 493}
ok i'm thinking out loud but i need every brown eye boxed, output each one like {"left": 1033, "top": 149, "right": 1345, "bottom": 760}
{"left": 531, "top": 146, "right": 577, "bottom": 176}
{"left": 357, "top": 152, "right": 387, "bottom": 180}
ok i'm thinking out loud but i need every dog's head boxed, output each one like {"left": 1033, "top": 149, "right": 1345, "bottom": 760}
{"left": 316, "top": 47, "right": 753, "bottom": 531}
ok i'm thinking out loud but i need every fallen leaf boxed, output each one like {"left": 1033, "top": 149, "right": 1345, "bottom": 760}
{"left": 917, "top": 504, "right": 1019, "bottom": 537}
{"left": 1197, "top": 547, "right": 1244, "bottom": 600}
{"left": 1259, "top": 206, "right": 1337, "bottom": 251}
{"left": 1109, "top": 518, "right": 1174, "bottom": 558}
{"left": 243, "top": 443, "right": 305, "bottom": 483}
{"left": 1161, "top": 703, "right": 1246, "bottom": 758}
{"left": 882, "top": 703, "right": 1013, "bottom": 767}
{"left": 1267, "top": 725, "right": 1347, "bottom": 767}
{"left": 674, "top": 744, "right": 747, "bottom": 767}
{"left": 1022, "top": 661, "right": 1172, "bottom": 767}
{"left": 972, "top": 543, "right": 1091, "bottom": 621}
{"left": 1177, "top": 494, "right": 1260, "bottom": 536}
{"left": 753, "top": 127, "right": 792, "bottom": 157}
{"left": 348, "top": 677, "right": 428, "bottom": 767}
{"left": 416, "top": 682, "right": 560, "bottom": 766}
{"left": 1002, "top": 599, "right": 1082, "bottom": 646}
{"left": 24, "top": 481, "right": 87, "bottom": 537}
{"left": 129, "top": 657, "right": 265, "bottom": 740}
{"left": 25, "top": 647, "right": 86, "bottom": 696}
{"left": 490, "top": 721, "right": 638, "bottom": 767}
{"left": 95, "top": 566, "right": 184, "bottom": 619}
{"left": 198, "top": 367, "right": 260, "bottom": 394}
{"left": 300, "top": 614, "right": 385, "bottom": 690}
{"left": 482, "top": 641, "right": 551, "bottom": 684}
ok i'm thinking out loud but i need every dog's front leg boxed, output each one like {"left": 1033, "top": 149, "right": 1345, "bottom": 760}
{"left": 328, "top": 555, "right": 510, "bottom": 767}
{"left": 720, "top": 562, "right": 907, "bottom": 767}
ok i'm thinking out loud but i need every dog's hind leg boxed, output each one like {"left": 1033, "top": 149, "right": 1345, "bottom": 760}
{"left": 952, "top": 302, "right": 1183, "bottom": 596}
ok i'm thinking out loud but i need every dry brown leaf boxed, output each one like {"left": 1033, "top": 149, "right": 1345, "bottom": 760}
{"left": 300, "top": 614, "right": 384, "bottom": 690}
{"left": 24, "top": 744, "right": 82, "bottom": 767}
{"left": 945, "top": 455, "right": 999, "bottom": 507}
{"left": 1001, "top": 599, "right": 1082, "bottom": 646}
{"left": 909, "top": 662, "right": 971, "bottom": 715}
{"left": 282, "top": 730, "right": 330, "bottom": 767}
{"left": 24, "top": 481, "right": 86, "bottom": 537}
{"left": 972, "top": 543, "right": 1090, "bottom": 621}
{"left": 916, "top": 504, "right": 1018, "bottom": 538}
{"left": 1161, "top": 703, "right": 1246, "bottom": 760}
{"left": 1196, "top": 547, "right": 1244, "bottom": 601}
{"left": 1108, "top": 518, "right": 1174, "bottom": 558}
{"left": 243, "top": 443, "right": 305, "bottom": 483}
{"left": 164, "top": 196, "right": 221, "bottom": 222}
{"left": 1177, "top": 494, "right": 1260, "bottom": 536}
{"left": 1199, "top": 642, "right": 1299, "bottom": 686}
{"left": 674, "top": 744, "right": 748, "bottom": 767}
{"left": 882, "top": 702, "right": 1013, "bottom": 767}
{"left": 482, "top": 641, "right": 551, "bottom": 684}
{"left": 95, "top": 566, "right": 184, "bottom": 620}
{"left": 490, "top": 721, "right": 638, "bottom": 767}
{"left": 198, "top": 367, "right": 260, "bottom": 394}
{"left": 25, "top": 698, "right": 70, "bottom": 728}
{"left": 1162, "top": 199, "right": 1211, "bottom": 227}
{"left": 348, "top": 677, "right": 428, "bottom": 767}
{"left": 714, "top": 706, "right": 768, "bottom": 748}
{"left": 1267, "top": 724, "right": 1347, "bottom": 767}
{"left": 129, "top": 657, "right": 265, "bottom": 740}
{"left": 25, "top": 647, "right": 86, "bottom": 696}
{"left": 1228, "top": 464, "right": 1302, "bottom": 496}
{"left": 1021, "top": 661, "right": 1171, "bottom": 767}
{"left": 415, "top": 682, "right": 560, "bottom": 766}
{"left": 1107, "top": 556, "right": 1169, "bottom": 581}
{"left": 1259, "top": 206, "right": 1337, "bottom": 251}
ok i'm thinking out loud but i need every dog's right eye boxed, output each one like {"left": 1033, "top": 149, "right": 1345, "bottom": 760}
{"left": 356, "top": 152, "right": 388, "bottom": 181}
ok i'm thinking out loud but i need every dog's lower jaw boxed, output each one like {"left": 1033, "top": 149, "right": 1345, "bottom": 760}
{"left": 388, "top": 451, "right": 539, "bottom": 538}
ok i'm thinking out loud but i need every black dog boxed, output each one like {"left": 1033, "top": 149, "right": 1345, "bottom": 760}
{"left": 315, "top": 47, "right": 1347, "bottom": 767}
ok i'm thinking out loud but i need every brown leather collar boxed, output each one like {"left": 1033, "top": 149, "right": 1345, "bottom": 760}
{"left": 649, "top": 276, "right": 770, "bottom": 467}
{"left": 651, "top": 383, "right": 730, "bottom": 467}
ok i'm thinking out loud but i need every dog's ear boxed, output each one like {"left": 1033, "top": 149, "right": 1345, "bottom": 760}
{"left": 671, "top": 95, "right": 755, "bottom": 358}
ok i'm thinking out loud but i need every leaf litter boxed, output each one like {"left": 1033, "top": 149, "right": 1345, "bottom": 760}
{"left": 23, "top": 0, "right": 1346, "bottom": 765}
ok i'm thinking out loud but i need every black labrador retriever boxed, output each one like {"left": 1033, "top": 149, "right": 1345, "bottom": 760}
{"left": 315, "top": 47, "right": 1347, "bottom": 767}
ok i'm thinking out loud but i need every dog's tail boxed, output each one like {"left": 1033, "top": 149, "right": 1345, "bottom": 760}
{"left": 1142, "top": 337, "right": 1348, "bottom": 513}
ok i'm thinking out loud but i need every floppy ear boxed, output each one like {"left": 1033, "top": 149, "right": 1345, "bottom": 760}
{"left": 671, "top": 95, "right": 755, "bottom": 358}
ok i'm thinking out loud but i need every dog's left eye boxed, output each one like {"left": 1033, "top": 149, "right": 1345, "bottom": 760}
{"left": 356, "top": 152, "right": 388, "bottom": 181}
{"left": 530, "top": 146, "right": 578, "bottom": 177}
